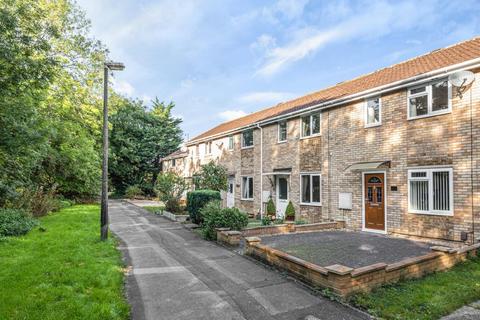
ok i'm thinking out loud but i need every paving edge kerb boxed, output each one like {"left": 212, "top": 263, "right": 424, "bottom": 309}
{"left": 244, "top": 237, "right": 480, "bottom": 298}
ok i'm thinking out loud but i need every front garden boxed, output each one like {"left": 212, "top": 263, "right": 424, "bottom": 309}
{"left": 0, "top": 205, "right": 129, "bottom": 320}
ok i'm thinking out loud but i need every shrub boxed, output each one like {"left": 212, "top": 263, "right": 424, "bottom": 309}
{"left": 261, "top": 215, "right": 272, "bottom": 226}
{"left": 0, "top": 209, "right": 38, "bottom": 237}
{"left": 186, "top": 189, "right": 221, "bottom": 224}
{"left": 16, "top": 186, "right": 61, "bottom": 217}
{"left": 295, "top": 219, "right": 308, "bottom": 225}
{"left": 266, "top": 198, "right": 276, "bottom": 216}
{"left": 192, "top": 161, "right": 228, "bottom": 191}
{"left": 285, "top": 201, "right": 295, "bottom": 220}
{"left": 125, "top": 185, "right": 143, "bottom": 199}
{"left": 201, "top": 201, "right": 248, "bottom": 240}
{"left": 155, "top": 172, "right": 188, "bottom": 213}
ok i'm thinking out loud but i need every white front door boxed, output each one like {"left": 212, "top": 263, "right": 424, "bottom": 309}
{"left": 227, "top": 177, "right": 235, "bottom": 208}
{"left": 276, "top": 175, "right": 289, "bottom": 218}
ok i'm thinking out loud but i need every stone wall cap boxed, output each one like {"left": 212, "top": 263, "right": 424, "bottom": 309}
{"left": 215, "top": 227, "right": 230, "bottom": 232}
{"left": 351, "top": 263, "right": 387, "bottom": 277}
{"left": 225, "top": 230, "right": 242, "bottom": 235}
{"left": 456, "top": 242, "right": 480, "bottom": 254}
{"left": 325, "top": 264, "right": 353, "bottom": 275}
{"left": 431, "top": 246, "right": 456, "bottom": 253}
{"left": 245, "top": 236, "right": 261, "bottom": 243}
{"left": 386, "top": 252, "right": 441, "bottom": 272}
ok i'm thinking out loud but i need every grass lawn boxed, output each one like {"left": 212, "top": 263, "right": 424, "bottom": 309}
{"left": 247, "top": 218, "right": 262, "bottom": 228}
{"left": 143, "top": 205, "right": 165, "bottom": 214}
{"left": 350, "top": 257, "right": 480, "bottom": 320}
{"left": 0, "top": 204, "right": 129, "bottom": 320}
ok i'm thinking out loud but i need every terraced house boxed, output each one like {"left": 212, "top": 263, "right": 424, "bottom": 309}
{"left": 175, "top": 37, "right": 480, "bottom": 243}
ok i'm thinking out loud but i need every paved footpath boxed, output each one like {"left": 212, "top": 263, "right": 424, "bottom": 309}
{"left": 109, "top": 200, "right": 369, "bottom": 320}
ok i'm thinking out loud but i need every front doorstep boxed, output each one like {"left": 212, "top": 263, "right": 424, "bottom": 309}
{"left": 362, "top": 227, "right": 387, "bottom": 235}
{"left": 244, "top": 237, "right": 480, "bottom": 298}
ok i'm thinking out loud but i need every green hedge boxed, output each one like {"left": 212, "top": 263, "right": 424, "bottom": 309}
{"left": 186, "top": 189, "right": 221, "bottom": 224}
{"left": 200, "top": 200, "right": 248, "bottom": 240}
{"left": 0, "top": 209, "right": 38, "bottom": 237}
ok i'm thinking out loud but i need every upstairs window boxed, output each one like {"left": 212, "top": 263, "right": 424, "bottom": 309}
{"left": 408, "top": 168, "right": 453, "bottom": 215}
{"left": 365, "top": 97, "right": 381, "bottom": 127}
{"left": 205, "top": 141, "right": 212, "bottom": 154}
{"left": 242, "top": 176, "right": 254, "bottom": 200}
{"left": 228, "top": 136, "right": 234, "bottom": 150}
{"left": 301, "top": 113, "right": 321, "bottom": 137}
{"left": 242, "top": 129, "right": 254, "bottom": 148}
{"left": 278, "top": 121, "right": 287, "bottom": 142}
{"left": 408, "top": 78, "right": 450, "bottom": 119}
{"left": 172, "top": 159, "right": 176, "bottom": 167}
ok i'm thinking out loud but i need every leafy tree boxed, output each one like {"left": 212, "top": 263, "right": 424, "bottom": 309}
{"left": 193, "top": 161, "right": 228, "bottom": 192}
{"left": 155, "top": 172, "right": 188, "bottom": 213}
{"left": 109, "top": 98, "right": 183, "bottom": 195}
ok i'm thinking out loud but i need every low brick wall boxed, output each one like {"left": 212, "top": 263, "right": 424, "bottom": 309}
{"left": 162, "top": 211, "right": 189, "bottom": 222}
{"left": 245, "top": 237, "right": 480, "bottom": 297}
{"left": 242, "top": 221, "right": 343, "bottom": 237}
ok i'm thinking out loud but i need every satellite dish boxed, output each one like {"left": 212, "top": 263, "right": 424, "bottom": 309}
{"left": 448, "top": 70, "right": 475, "bottom": 87}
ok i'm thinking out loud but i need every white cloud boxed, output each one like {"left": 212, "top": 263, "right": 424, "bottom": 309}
{"left": 237, "top": 91, "right": 296, "bottom": 105}
{"left": 112, "top": 78, "right": 135, "bottom": 96}
{"left": 218, "top": 110, "right": 248, "bottom": 121}
{"left": 250, "top": 34, "right": 277, "bottom": 52}
{"left": 256, "top": 1, "right": 438, "bottom": 77}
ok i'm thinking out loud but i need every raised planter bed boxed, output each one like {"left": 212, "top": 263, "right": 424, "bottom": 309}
{"left": 244, "top": 236, "right": 480, "bottom": 298}
{"left": 162, "top": 211, "right": 189, "bottom": 222}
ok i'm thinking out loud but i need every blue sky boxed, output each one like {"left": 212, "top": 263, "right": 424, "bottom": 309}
{"left": 77, "top": 0, "right": 480, "bottom": 140}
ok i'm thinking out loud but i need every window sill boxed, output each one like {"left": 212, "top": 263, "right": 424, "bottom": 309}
{"left": 300, "top": 134, "right": 321, "bottom": 140}
{"left": 241, "top": 146, "right": 254, "bottom": 150}
{"left": 365, "top": 122, "right": 382, "bottom": 128}
{"left": 241, "top": 198, "right": 254, "bottom": 201}
{"left": 407, "top": 110, "right": 451, "bottom": 121}
{"left": 277, "top": 140, "right": 287, "bottom": 144}
{"left": 300, "top": 202, "right": 322, "bottom": 207}
{"left": 409, "top": 210, "right": 453, "bottom": 217}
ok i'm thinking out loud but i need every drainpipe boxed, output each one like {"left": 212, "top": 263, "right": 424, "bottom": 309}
{"left": 257, "top": 124, "right": 264, "bottom": 219}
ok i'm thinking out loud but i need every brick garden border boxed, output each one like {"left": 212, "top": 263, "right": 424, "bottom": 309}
{"left": 244, "top": 236, "right": 480, "bottom": 297}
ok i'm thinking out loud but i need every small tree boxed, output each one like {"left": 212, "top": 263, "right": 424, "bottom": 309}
{"left": 155, "top": 172, "right": 188, "bottom": 213}
{"left": 266, "top": 198, "right": 276, "bottom": 216}
{"left": 285, "top": 201, "right": 295, "bottom": 221}
{"left": 193, "top": 161, "right": 228, "bottom": 191}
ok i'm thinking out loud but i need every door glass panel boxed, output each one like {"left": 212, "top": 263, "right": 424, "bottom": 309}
{"left": 229, "top": 183, "right": 233, "bottom": 193}
{"left": 368, "top": 176, "right": 381, "bottom": 183}
{"left": 278, "top": 178, "right": 288, "bottom": 200}
{"left": 367, "top": 187, "right": 373, "bottom": 202}
{"left": 376, "top": 187, "right": 382, "bottom": 203}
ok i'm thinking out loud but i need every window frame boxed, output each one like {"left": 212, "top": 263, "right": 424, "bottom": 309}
{"left": 300, "top": 113, "right": 321, "bottom": 138}
{"left": 172, "top": 158, "right": 176, "bottom": 167}
{"left": 278, "top": 121, "right": 287, "bottom": 143}
{"left": 205, "top": 141, "right": 212, "bottom": 155}
{"left": 364, "top": 96, "right": 382, "bottom": 128}
{"left": 299, "top": 172, "right": 322, "bottom": 206}
{"left": 241, "top": 176, "right": 254, "bottom": 201}
{"left": 407, "top": 78, "right": 452, "bottom": 120}
{"left": 408, "top": 167, "right": 453, "bottom": 216}
{"left": 241, "top": 129, "right": 254, "bottom": 149}
{"left": 228, "top": 136, "right": 234, "bottom": 150}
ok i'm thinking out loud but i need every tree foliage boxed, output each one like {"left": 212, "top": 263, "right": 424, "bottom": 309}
{"left": 109, "top": 98, "right": 183, "bottom": 195}
{"left": 193, "top": 161, "right": 228, "bottom": 192}
{"left": 155, "top": 172, "right": 188, "bottom": 213}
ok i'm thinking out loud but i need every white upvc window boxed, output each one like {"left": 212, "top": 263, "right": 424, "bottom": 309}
{"left": 365, "top": 96, "right": 381, "bottom": 127}
{"left": 228, "top": 136, "right": 234, "bottom": 150}
{"left": 407, "top": 78, "right": 451, "bottom": 120}
{"left": 205, "top": 141, "right": 212, "bottom": 154}
{"left": 241, "top": 176, "right": 254, "bottom": 200}
{"left": 278, "top": 121, "right": 287, "bottom": 142}
{"left": 408, "top": 167, "right": 453, "bottom": 215}
{"left": 242, "top": 129, "right": 254, "bottom": 148}
{"left": 300, "top": 173, "right": 321, "bottom": 205}
{"left": 301, "top": 113, "right": 321, "bottom": 138}
{"left": 172, "top": 159, "right": 176, "bottom": 167}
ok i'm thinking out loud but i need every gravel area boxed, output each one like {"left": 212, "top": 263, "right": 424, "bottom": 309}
{"left": 261, "top": 231, "right": 432, "bottom": 268}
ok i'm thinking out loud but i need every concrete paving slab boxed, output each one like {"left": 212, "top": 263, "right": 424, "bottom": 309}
{"left": 441, "top": 306, "right": 480, "bottom": 320}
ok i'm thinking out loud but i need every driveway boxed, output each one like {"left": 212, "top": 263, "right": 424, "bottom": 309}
{"left": 109, "top": 201, "right": 369, "bottom": 320}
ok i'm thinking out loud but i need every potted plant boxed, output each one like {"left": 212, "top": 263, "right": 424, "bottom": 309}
{"left": 285, "top": 201, "right": 295, "bottom": 221}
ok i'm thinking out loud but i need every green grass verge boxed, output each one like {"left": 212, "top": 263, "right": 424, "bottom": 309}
{"left": 0, "top": 204, "right": 129, "bottom": 320}
{"left": 350, "top": 257, "right": 480, "bottom": 320}
{"left": 247, "top": 218, "right": 262, "bottom": 228}
{"left": 143, "top": 206, "right": 165, "bottom": 214}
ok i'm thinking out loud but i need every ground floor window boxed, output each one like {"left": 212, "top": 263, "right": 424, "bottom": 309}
{"left": 242, "top": 176, "right": 254, "bottom": 200}
{"left": 408, "top": 167, "right": 453, "bottom": 215}
{"left": 300, "top": 173, "right": 321, "bottom": 205}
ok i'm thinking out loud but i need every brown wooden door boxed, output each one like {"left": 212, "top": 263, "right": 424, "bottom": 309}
{"left": 364, "top": 173, "right": 385, "bottom": 231}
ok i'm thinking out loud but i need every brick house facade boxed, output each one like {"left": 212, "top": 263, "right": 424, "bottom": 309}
{"left": 178, "top": 38, "right": 480, "bottom": 242}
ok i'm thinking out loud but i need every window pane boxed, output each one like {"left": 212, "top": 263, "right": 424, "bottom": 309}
{"left": 248, "top": 177, "right": 254, "bottom": 199}
{"left": 432, "top": 80, "right": 448, "bottom": 112}
{"left": 411, "top": 171, "right": 427, "bottom": 178}
{"left": 301, "top": 175, "right": 310, "bottom": 203}
{"left": 302, "top": 117, "right": 310, "bottom": 137}
{"left": 278, "top": 178, "right": 288, "bottom": 200}
{"left": 228, "top": 136, "right": 234, "bottom": 150}
{"left": 312, "top": 114, "right": 320, "bottom": 134}
{"left": 279, "top": 122, "right": 287, "bottom": 141}
{"left": 409, "top": 95, "right": 428, "bottom": 117}
{"left": 243, "top": 130, "right": 253, "bottom": 147}
{"left": 433, "top": 171, "right": 450, "bottom": 211}
{"left": 410, "top": 86, "right": 426, "bottom": 95}
{"left": 366, "top": 98, "right": 380, "bottom": 124}
{"left": 312, "top": 175, "right": 321, "bottom": 203}
{"left": 242, "top": 177, "right": 247, "bottom": 198}
{"left": 410, "top": 180, "right": 429, "bottom": 211}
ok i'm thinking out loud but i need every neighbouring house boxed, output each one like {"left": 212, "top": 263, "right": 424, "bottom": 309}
{"left": 160, "top": 148, "right": 189, "bottom": 178}
{"left": 180, "top": 37, "right": 480, "bottom": 243}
